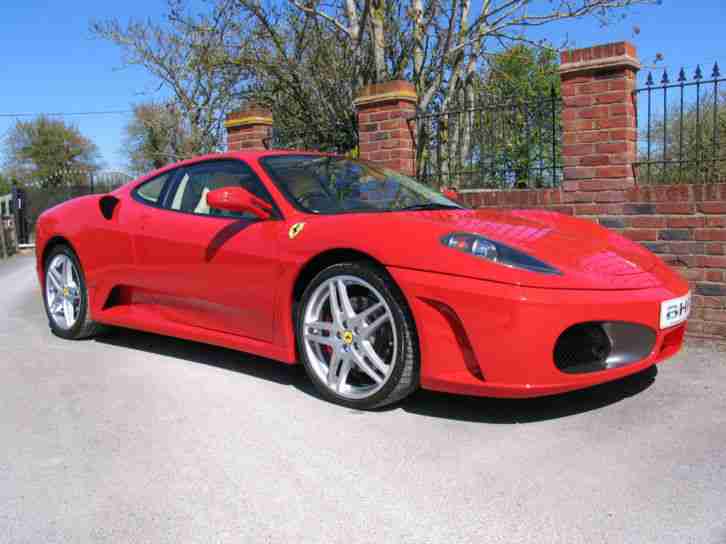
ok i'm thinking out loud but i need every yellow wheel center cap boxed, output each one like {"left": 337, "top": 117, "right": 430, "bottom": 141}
{"left": 63, "top": 287, "right": 69, "bottom": 297}
{"left": 342, "top": 331, "right": 354, "bottom": 345}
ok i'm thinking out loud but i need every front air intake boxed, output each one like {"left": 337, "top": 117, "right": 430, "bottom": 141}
{"left": 554, "top": 321, "right": 657, "bottom": 374}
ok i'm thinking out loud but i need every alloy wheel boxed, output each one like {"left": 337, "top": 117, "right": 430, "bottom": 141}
{"left": 302, "top": 275, "right": 398, "bottom": 400}
{"left": 45, "top": 254, "right": 82, "bottom": 330}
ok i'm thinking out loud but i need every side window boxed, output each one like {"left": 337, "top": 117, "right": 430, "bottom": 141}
{"left": 134, "top": 172, "right": 171, "bottom": 205}
{"left": 166, "top": 160, "right": 275, "bottom": 219}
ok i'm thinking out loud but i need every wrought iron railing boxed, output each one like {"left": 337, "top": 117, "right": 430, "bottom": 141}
{"left": 412, "top": 88, "right": 563, "bottom": 190}
{"left": 19, "top": 171, "right": 132, "bottom": 243}
{"left": 634, "top": 63, "right": 725, "bottom": 184}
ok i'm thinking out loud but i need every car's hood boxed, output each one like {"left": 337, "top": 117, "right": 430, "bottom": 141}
{"left": 414, "top": 208, "right": 658, "bottom": 275}
{"left": 302, "top": 208, "right": 676, "bottom": 290}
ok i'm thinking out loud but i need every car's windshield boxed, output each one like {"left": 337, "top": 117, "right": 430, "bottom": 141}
{"left": 260, "top": 155, "right": 465, "bottom": 214}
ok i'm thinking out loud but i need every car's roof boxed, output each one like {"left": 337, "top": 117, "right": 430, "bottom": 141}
{"left": 125, "top": 149, "right": 343, "bottom": 188}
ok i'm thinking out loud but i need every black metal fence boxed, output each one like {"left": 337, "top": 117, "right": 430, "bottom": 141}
{"left": 412, "top": 88, "right": 563, "bottom": 190}
{"left": 634, "top": 63, "right": 725, "bottom": 184}
{"left": 13, "top": 171, "right": 132, "bottom": 243}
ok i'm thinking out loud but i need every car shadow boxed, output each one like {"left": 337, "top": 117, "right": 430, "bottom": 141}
{"left": 94, "top": 327, "right": 658, "bottom": 424}
{"left": 397, "top": 366, "right": 658, "bottom": 423}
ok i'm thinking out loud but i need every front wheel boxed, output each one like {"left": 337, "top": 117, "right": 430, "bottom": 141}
{"left": 43, "top": 244, "right": 105, "bottom": 340}
{"left": 296, "top": 262, "right": 419, "bottom": 409}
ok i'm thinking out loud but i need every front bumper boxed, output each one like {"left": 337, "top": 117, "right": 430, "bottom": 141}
{"left": 388, "top": 266, "right": 689, "bottom": 398}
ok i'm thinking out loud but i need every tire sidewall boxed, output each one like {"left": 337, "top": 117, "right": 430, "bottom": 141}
{"left": 43, "top": 245, "right": 90, "bottom": 340}
{"left": 296, "top": 262, "right": 414, "bottom": 409}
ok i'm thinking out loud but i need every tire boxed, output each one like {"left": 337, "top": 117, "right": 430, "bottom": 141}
{"left": 296, "top": 261, "right": 419, "bottom": 409}
{"left": 43, "top": 244, "right": 106, "bottom": 340}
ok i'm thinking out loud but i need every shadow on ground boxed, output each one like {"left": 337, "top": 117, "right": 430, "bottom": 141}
{"left": 96, "top": 327, "right": 658, "bottom": 424}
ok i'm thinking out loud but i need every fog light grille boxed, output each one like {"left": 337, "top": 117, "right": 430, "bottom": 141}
{"left": 554, "top": 323, "right": 612, "bottom": 373}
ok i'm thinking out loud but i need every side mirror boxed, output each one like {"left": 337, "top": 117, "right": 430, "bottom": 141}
{"left": 207, "top": 187, "right": 273, "bottom": 220}
{"left": 441, "top": 186, "right": 461, "bottom": 202}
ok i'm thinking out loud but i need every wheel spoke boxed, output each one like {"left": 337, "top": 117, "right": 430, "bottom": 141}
{"left": 305, "top": 332, "right": 335, "bottom": 347}
{"left": 327, "top": 282, "right": 343, "bottom": 327}
{"left": 336, "top": 279, "right": 356, "bottom": 320}
{"left": 63, "top": 257, "right": 73, "bottom": 286}
{"left": 63, "top": 299, "right": 75, "bottom": 328}
{"left": 327, "top": 348, "right": 351, "bottom": 392}
{"left": 361, "top": 340, "right": 389, "bottom": 375}
{"left": 334, "top": 358, "right": 352, "bottom": 392}
{"left": 354, "top": 302, "right": 384, "bottom": 325}
{"left": 50, "top": 298, "right": 63, "bottom": 315}
{"left": 361, "top": 313, "right": 391, "bottom": 339}
{"left": 47, "top": 268, "right": 62, "bottom": 291}
{"left": 350, "top": 349, "right": 383, "bottom": 384}
{"left": 306, "top": 320, "right": 334, "bottom": 333}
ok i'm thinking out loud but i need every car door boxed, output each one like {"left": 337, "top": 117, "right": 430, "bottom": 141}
{"left": 134, "top": 159, "right": 283, "bottom": 343}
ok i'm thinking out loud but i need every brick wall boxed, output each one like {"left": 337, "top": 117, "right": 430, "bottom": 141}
{"left": 354, "top": 81, "right": 417, "bottom": 176}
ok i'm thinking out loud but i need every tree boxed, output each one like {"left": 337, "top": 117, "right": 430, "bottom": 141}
{"left": 92, "top": 0, "right": 363, "bottom": 154}
{"left": 0, "top": 172, "right": 11, "bottom": 195}
{"left": 3, "top": 116, "right": 100, "bottom": 188}
{"left": 93, "top": 0, "right": 661, "bottom": 183}
{"left": 123, "top": 102, "right": 200, "bottom": 174}
{"left": 284, "top": 0, "right": 659, "bottom": 114}
{"left": 91, "top": 0, "right": 252, "bottom": 154}
{"left": 233, "top": 1, "right": 363, "bottom": 151}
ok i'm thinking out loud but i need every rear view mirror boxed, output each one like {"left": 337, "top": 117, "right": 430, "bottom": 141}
{"left": 207, "top": 187, "right": 273, "bottom": 220}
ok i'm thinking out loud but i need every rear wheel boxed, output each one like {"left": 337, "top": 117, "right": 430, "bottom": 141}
{"left": 296, "top": 262, "right": 419, "bottom": 409}
{"left": 43, "top": 245, "right": 105, "bottom": 340}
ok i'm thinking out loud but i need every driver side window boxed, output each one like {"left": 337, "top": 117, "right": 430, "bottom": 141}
{"left": 166, "top": 160, "right": 274, "bottom": 219}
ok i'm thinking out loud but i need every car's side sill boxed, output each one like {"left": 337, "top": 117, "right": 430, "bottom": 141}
{"left": 95, "top": 305, "right": 296, "bottom": 365}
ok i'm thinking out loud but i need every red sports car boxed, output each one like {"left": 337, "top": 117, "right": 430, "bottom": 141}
{"left": 35, "top": 151, "right": 690, "bottom": 409}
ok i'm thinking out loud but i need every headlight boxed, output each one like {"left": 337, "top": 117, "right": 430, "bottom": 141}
{"left": 442, "top": 232, "right": 561, "bottom": 275}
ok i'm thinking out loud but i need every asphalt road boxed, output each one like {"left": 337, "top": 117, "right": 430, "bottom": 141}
{"left": 1, "top": 254, "right": 725, "bottom": 543}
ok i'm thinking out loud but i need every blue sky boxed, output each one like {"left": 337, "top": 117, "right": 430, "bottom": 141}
{"left": 1, "top": 0, "right": 724, "bottom": 171}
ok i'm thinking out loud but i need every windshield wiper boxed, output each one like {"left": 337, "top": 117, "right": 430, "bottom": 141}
{"left": 399, "top": 203, "right": 463, "bottom": 211}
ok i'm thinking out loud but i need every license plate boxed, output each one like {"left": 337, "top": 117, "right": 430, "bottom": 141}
{"left": 660, "top": 292, "right": 691, "bottom": 329}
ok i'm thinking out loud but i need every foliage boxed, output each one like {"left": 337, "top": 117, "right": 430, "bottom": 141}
{"left": 0, "top": 172, "right": 11, "bottom": 195}
{"left": 482, "top": 45, "right": 560, "bottom": 102}
{"left": 3, "top": 116, "right": 100, "bottom": 188}
{"left": 123, "top": 102, "right": 201, "bottom": 174}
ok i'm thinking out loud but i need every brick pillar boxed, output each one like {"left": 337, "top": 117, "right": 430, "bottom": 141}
{"left": 225, "top": 105, "right": 273, "bottom": 151}
{"left": 559, "top": 42, "right": 640, "bottom": 201}
{"left": 354, "top": 80, "right": 417, "bottom": 176}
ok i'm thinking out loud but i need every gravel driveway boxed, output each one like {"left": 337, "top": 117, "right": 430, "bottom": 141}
{"left": 1, "top": 254, "right": 724, "bottom": 543}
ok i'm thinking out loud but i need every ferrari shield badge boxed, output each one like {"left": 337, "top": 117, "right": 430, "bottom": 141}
{"left": 288, "top": 222, "right": 305, "bottom": 239}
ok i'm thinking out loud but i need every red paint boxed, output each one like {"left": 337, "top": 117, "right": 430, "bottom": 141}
{"left": 206, "top": 187, "right": 273, "bottom": 219}
{"left": 35, "top": 151, "right": 689, "bottom": 398}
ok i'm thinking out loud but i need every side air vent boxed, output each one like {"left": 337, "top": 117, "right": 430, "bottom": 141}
{"left": 99, "top": 195, "right": 120, "bottom": 220}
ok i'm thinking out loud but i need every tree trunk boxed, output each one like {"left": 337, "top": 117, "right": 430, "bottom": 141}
{"left": 370, "top": 0, "right": 386, "bottom": 81}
